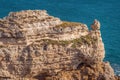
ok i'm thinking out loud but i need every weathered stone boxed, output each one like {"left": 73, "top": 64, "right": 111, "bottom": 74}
{"left": 91, "top": 19, "right": 100, "bottom": 30}
{"left": 0, "top": 10, "right": 117, "bottom": 80}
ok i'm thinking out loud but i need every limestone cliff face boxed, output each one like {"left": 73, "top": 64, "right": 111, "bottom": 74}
{"left": 0, "top": 10, "right": 117, "bottom": 80}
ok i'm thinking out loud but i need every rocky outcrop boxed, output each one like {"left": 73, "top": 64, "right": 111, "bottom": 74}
{"left": 45, "top": 62, "right": 115, "bottom": 80}
{"left": 0, "top": 10, "right": 117, "bottom": 80}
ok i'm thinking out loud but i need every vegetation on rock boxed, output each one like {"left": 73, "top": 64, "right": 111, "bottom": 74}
{"left": 55, "top": 21, "right": 82, "bottom": 28}
{"left": 34, "top": 34, "right": 97, "bottom": 48}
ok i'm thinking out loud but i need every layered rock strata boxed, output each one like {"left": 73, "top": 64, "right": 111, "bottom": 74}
{"left": 0, "top": 10, "right": 117, "bottom": 80}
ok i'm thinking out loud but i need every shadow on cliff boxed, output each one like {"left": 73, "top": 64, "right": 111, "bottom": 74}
{"left": 33, "top": 72, "right": 50, "bottom": 80}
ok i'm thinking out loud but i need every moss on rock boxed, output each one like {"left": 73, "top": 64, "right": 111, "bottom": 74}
{"left": 34, "top": 34, "right": 97, "bottom": 48}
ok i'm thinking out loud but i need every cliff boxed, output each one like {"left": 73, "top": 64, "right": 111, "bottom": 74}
{"left": 0, "top": 10, "right": 118, "bottom": 80}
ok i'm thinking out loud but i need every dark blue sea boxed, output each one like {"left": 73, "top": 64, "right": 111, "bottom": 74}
{"left": 0, "top": 0, "right": 120, "bottom": 75}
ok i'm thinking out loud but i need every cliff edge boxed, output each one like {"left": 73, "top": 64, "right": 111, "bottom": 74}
{"left": 0, "top": 10, "right": 118, "bottom": 80}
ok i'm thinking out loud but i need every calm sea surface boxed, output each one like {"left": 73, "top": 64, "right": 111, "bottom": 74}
{"left": 0, "top": 0, "right": 120, "bottom": 75}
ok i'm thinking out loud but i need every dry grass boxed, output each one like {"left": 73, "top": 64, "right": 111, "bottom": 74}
{"left": 55, "top": 21, "right": 82, "bottom": 28}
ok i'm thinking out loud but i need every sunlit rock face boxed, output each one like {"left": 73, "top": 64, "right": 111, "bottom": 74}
{"left": 0, "top": 10, "right": 116, "bottom": 80}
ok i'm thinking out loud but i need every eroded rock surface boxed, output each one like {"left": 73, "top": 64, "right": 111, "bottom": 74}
{"left": 0, "top": 10, "right": 117, "bottom": 80}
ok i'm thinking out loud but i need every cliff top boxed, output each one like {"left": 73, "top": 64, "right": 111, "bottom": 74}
{"left": 0, "top": 10, "right": 90, "bottom": 45}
